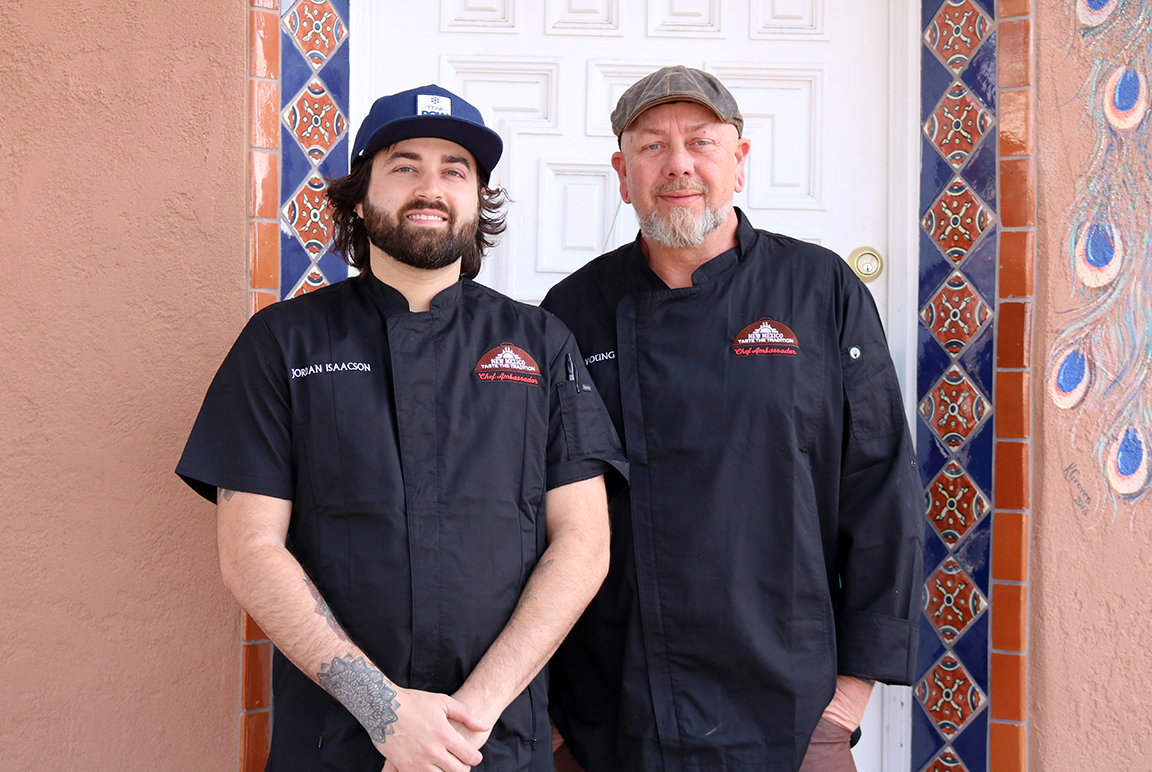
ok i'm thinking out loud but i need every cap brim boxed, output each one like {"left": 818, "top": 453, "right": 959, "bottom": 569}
{"left": 358, "top": 115, "right": 503, "bottom": 178}
{"left": 620, "top": 95, "right": 728, "bottom": 134}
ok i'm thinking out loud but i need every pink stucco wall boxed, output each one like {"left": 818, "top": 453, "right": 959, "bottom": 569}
{"left": 7, "top": 2, "right": 1152, "bottom": 770}
{"left": 1, "top": 2, "right": 248, "bottom": 769}
{"left": 1033, "top": 4, "right": 1152, "bottom": 767}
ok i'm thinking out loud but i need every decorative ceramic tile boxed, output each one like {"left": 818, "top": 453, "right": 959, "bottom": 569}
{"left": 317, "top": 134, "right": 350, "bottom": 181}
{"left": 917, "top": 0, "right": 998, "bottom": 764}
{"left": 951, "top": 708, "right": 989, "bottom": 772}
{"left": 282, "top": 173, "right": 334, "bottom": 256}
{"left": 284, "top": 78, "right": 348, "bottom": 162}
{"left": 952, "top": 610, "right": 991, "bottom": 691}
{"left": 283, "top": 0, "right": 347, "bottom": 69}
{"left": 317, "top": 252, "right": 349, "bottom": 285}
{"left": 1000, "top": 157, "right": 1036, "bottom": 227}
{"left": 922, "top": 0, "right": 946, "bottom": 27}
{"left": 961, "top": 28, "right": 998, "bottom": 111}
{"left": 918, "top": 322, "right": 952, "bottom": 400}
{"left": 919, "top": 365, "right": 991, "bottom": 449}
{"left": 926, "top": 747, "right": 969, "bottom": 772}
{"left": 289, "top": 267, "right": 330, "bottom": 298}
{"left": 922, "top": 137, "right": 956, "bottom": 217}
{"left": 925, "top": 83, "right": 994, "bottom": 169}
{"left": 280, "top": 25, "right": 316, "bottom": 103}
{"left": 922, "top": 45, "right": 956, "bottom": 122}
{"left": 997, "top": 19, "right": 1033, "bottom": 89}
{"left": 920, "top": 228, "right": 954, "bottom": 308}
{"left": 317, "top": 35, "right": 351, "bottom": 113}
{"left": 917, "top": 419, "right": 951, "bottom": 488}
{"left": 922, "top": 179, "right": 994, "bottom": 263}
{"left": 280, "top": 230, "right": 314, "bottom": 301}
{"left": 917, "top": 610, "right": 948, "bottom": 677}
{"left": 920, "top": 272, "right": 992, "bottom": 355}
{"left": 924, "top": 557, "right": 987, "bottom": 642}
{"left": 958, "top": 321, "right": 995, "bottom": 396}
{"left": 913, "top": 699, "right": 949, "bottom": 771}
{"left": 962, "top": 139, "right": 997, "bottom": 209}
{"left": 926, "top": 461, "right": 990, "bottom": 545}
{"left": 922, "top": 521, "right": 950, "bottom": 580}
{"left": 959, "top": 225, "right": 997, "bottom": 302}
{"left": 281, "top": 124, "right": 314, "bottom": 202}
{"left": 916, "top": 654, "right": 986, "bottom": 739}
{"left": 955, "top": 419, "right": 994, "bottom": 494}
{"left": 926, "top": 0, "right": 992, "bottom": 73}
{"left": 968, "top": 0, "right": 995, "bottom": 17}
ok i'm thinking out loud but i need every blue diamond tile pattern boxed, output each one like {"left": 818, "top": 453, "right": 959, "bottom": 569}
{"left": 279, "top": 0, "right": 350, "bottom": 300}
{"left": 915, "top": 1, "right": 998, "bottom": 767}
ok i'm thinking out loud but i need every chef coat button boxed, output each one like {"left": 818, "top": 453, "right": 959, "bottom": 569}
{"left": 849, "top": 346, "right": 861, "bottom": 360}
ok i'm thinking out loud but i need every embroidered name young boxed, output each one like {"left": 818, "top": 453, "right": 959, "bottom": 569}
{"left": 585, "top": 351, "right": 616, "bottom": 365}
{"left": 290, "top": 362, "right": 372, "bottom": 378}
{"left": 731, "top": 319, "right": 800, "bottom": 357}
{"left": 474, "top": 343, "right": 541, "bottom": 386}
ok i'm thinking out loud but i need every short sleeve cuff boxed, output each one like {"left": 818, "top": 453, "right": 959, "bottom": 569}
{"left": 546, "top": 457, "right": 628, "bottom": 491}
{"left": 175, "top": 459, "right": 294, "bottom": 504}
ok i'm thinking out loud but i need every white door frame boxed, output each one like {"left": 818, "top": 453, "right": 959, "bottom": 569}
{"left": 349, "top": 4, "right": 924, "bottom": 768}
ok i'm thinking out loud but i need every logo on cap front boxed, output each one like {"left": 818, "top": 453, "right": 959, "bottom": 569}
{"left": 475, "top": 343, "right": 541, "bottom": 386}
{"left": 417, "top": 94, "right": 451, "bottom": 116}
{"left": 731, "top": 318, "right": 800, "bottom": 357}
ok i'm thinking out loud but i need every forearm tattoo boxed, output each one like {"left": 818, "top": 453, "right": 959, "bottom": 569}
{"left": 218, "top": 488, "right": 236, "bottom": 501}
{"left": 317, "top": 655, "right": 401, "bottom": 743}
{"left": 304, "top": 577, "right": 351, "bottom": 642}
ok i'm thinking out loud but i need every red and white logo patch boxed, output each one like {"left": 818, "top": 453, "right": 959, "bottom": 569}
{"left": 731, "top": 318, "right": 800, "bottom": 357}
{"left": 474, "top": 343, "right": 541, "bottom": 386}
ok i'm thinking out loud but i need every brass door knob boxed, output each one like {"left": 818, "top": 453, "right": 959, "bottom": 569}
{"left": 849, "top": 247, "right": 883, "bottom": 282}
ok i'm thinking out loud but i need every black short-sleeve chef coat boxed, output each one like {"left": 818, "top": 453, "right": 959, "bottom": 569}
{"left": 177, "top": 273, "right": 627, "bottom": 772}
{"left": 541, "top": 210, "right": 922, "bottom": 772}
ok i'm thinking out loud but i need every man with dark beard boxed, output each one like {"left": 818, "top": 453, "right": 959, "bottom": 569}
{"left": 177, "top": 85, "right": 626, "bottom": 772}
{"left": 541, "top": 67, "right": 921, "bottom": 772}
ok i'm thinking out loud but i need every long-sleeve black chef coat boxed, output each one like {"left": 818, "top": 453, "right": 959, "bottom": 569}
{"left": 177, "top": 273, "right": 627, "bottom": 772}
{"left": 541, "top": 210, "right": 922, "bottom": 772}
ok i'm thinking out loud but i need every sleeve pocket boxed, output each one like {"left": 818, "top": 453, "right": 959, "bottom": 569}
{"left": 842, "top": 342, "right": 903, "bottom": 440}
{"left": 554, "top": 382, "right": 586, "bottom": 457}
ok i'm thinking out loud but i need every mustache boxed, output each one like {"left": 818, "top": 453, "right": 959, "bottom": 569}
{"left": 402, "top": 199, "right": 451, "bottom": 216}
{"left": 652, "top": 179, "right": 709, "bottom": 196}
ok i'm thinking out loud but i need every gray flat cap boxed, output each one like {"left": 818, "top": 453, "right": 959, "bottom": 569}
{"left": 611, "top": 65, "right": 743, "bottom": 137}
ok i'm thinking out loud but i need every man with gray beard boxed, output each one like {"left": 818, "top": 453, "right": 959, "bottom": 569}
{"left": 541, "top": 66, "right": 921, "bottom": 772}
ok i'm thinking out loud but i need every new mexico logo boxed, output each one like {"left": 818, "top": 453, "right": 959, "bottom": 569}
{"left": 731, "top": 318, "right": 800, "bottom": 357}
{"left": 474, "top": 343, "right": 541, "bottom": 386}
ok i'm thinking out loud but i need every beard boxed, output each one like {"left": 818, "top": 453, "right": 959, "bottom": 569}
{"left": 637, "top": 180, "right": 732, "bottom": 249}
{"left": 362, "top": 197, "right": 479, "bottom": 272}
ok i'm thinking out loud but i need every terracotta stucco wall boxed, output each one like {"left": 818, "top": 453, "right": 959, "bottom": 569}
{"left": 1033, "top": 2, "right": 1152, "bottom": 767}
{"left": 1, "top": 3, "right": 248, "bottom": 769}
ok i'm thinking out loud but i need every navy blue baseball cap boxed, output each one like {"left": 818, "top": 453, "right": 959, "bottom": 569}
{"left": 351, "top": 85, "right": 503, "bottom": 178}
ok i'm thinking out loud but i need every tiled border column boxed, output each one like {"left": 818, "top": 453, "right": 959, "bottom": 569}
{"left": 242, "top": 4, "right": 281, "bottom": 769}
{"left": 239, "top": 613, "right": 274, "bottom": 771}
{"left": 914, "top": 1, "right": 999, "bottom": 770}
{"left": 250, "top": 0, "right": 281, "bottom": 315}
{"left": 240, "top": 1, "right": 349, "bottom": 770}
{"left": 990, "top": 1, "right": 1033, "bottom": 770}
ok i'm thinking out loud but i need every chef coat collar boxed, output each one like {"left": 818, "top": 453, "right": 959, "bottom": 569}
{"left": 363, "top": 267, "right": 465, "bottom": 315}
{"left": 630, "top": 207, "right": 758, "bottom": 289}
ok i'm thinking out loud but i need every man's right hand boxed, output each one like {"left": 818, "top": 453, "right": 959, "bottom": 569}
{"left": 375, "top": 687, "right": 490, "bottom": 772}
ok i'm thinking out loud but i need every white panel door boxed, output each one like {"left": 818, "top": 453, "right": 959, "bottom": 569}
{"left": 352, "top": 2, "right": 920, "bottom": 769}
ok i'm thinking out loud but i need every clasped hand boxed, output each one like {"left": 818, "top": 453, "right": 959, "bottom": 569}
{"left": 377, "top": 687, "right": 492, "bottom": 772}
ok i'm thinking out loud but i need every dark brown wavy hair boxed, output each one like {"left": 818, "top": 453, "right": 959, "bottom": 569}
{"left": 326, "top": 155, "right": 508, "bottom": 280}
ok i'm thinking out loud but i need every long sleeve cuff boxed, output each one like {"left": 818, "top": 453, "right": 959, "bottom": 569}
{"left": 835, "top": 608, "right": 919, "bottom": 685}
